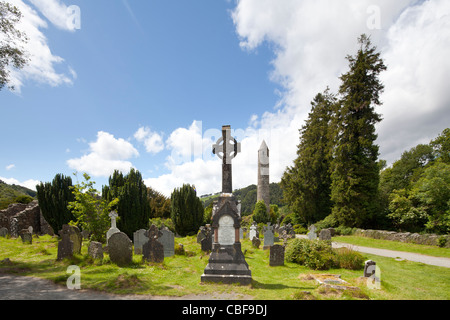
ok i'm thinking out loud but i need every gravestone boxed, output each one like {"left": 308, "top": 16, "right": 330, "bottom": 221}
{"left": 269, "top": 244, "right": 285, "bottom": 266}
{"left": 239, "top": 228, "right": 244, "bottom": 240}
{"left": 108, "top": 232, "right": 132, "bottom": 266}
{"left": 133, "top": 229, "right": 148, "bottom": 255}
{"left": 364, "top": 260, "right": 377, "bottom": 278}
{"left": 319, "top": 229, "right": 332, "bottom": 241}
{"left": 201, "top": 125, "right": 252, "bottom": 285}
{"left": 88, "top": 241, "right": 103, "bottom": 260}
{"left": 106, "top": 211, "right": 120, "bottom": 244}
{"left": 81, "top": 229, "right": 91, "bottom": 240}
{"left": 158, "top": 227, "right": 175, "bottom": 257}
{"left": 249, "top": 223, "right": 258, "bottom": 240}
{"left": 307, "top": 225, "right": 317, "bottom": 240}
{"left": 197, "top": 226, "right": 207, "bottom": 244}
{"left": 263, "top": 223, "right": 274, "bottom": 250}
{"left": 19, "top": 230, "right": 32, "bottom": 244}
{"left": 10, "top": 218, "right": 18, "bottom": 238}
{"left": 252, "top": 237, "right": 261, "bottom": 249}
{"left": 201, "top": 230, "right": 213, "bottom": 252}
{"left": 143, "top": 225, "right": 164, "bottom": 263}
{"left": 57, "top": 225, "right": 74, "bottom": 260}
{"left": 68, "top": 225, "right": 82, "bottom": 254}
{"left": 0, "top": 227, "right": 9, "bottom": 237}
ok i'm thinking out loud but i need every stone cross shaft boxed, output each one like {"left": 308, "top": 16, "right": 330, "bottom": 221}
{"left": 212, "top": 125, "right": 241, "bottom": 194}
{"left": 109, "top": 211, "right": 118, "bottom": 229}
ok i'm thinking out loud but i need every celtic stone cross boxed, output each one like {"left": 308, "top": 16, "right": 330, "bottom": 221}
{"left": 213, "top": 125, "right": 241, "bottom": 194}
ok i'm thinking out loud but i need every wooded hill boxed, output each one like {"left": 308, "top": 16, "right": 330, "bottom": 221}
{"left": 0, "top": 180, "right": 37, "bottom": 209}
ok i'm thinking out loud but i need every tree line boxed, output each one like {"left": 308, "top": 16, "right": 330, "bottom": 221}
{"left": 36, "top": 169, "right": 205, "bottom": 242}
{"left": 281, "top": 34, "right": 449, "bottom": 235}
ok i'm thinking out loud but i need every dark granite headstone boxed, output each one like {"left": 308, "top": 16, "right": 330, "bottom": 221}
{"left": 269, "top": 244, "right": 285, "bottom": 266}
{"left": 57, "top": 225, "right": 74, "bottom": 260}
{"left": 143, "top": 225, "right": 164, "bottom": 263}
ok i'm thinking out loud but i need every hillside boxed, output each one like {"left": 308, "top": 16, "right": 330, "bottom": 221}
{"left": 201, "top": 182, "right": 284, "bottom": 215}
{"left": 0, "top": 180, "right": 37, "bottom": 210}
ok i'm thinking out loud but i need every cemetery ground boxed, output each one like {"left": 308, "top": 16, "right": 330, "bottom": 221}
{"left": 0, "top": 234, "right": 449, "bottom": 300}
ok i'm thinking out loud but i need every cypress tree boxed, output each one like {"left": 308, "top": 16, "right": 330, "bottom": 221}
{"left": 281, "top": 89, "right": 336, "bottom": 225}
{"left": 330, "top": 34, "right": 387, "bottom": 228}
{"left": 102, "top": 168, "right": 150, "bottom": 238}
{"left": 36, "top": 174, "right": 75, "bottom": 233}
{"left": 170, "top": 184, "right": 204, "bottom": 236}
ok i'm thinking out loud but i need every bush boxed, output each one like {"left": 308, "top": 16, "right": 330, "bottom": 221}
{"left": 285, "top": 238, "right": 335, "bottom": 270}
{"left": 170, "top": 184, "right": 204, "bottom": 236}
{"left": 333, "top": 247, "right": 364, "bottom": 270}
{"left": 293, "top": 224, "right": 308, "bottom": 234}
{"left": 285, "top": 238, "right": 364, "bottom": 270}
{"left": 335, "top": 226, "right": 356, "bottom": 236}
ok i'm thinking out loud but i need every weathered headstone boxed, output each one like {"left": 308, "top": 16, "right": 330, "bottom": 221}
{"left": 249, "top": 223, "right": 258, "bottom": 240}
{"left": 10, "top": 218, "right": 18, "bottom": 238}
{"left": 19, "top": 230, "right": 32, "bottom": 244}
{"left": 201, "top": 231, "right": 212, "bottom": 252}
{"left": 239, "top": 228, "right": 244, "bottom": 240}
{"left": 252, "top": 236, "right": 261, "bottom": 249}
{"left": 88, "top": 241, "right": 104, "bottom": 260}
{"left": 108, "top": 232, "right": 132, "bottom": 266}
{"left": 158, "top": 227, "right": 175, "bottom": 257}
{"left": 218, "top": 214, "right": 235, "bottom": 246}
{"left": 263, "top": 223, "right": 274, "bottom": 250}
{"left": 319, "top": 229, "right": 332, "bottom": 241}
{"left": 106, "top": 211, "right": 120, "bottom": 244}
{"left": 143, "top": 225, "right": 164, "bottom": 263}
{"left": 81, "top": 229, "right": 91, "bottom": 240}
{"left": 307, "top": 225, "right": 317, "bottom": 240}
{"left": 133, "top": 229, "right": 148, "bottom": 255}
{"left": 364, "top": 260, "right": 377, "bottom": 278}
{"left": 57, "top": 225, "right": 74, "bottom": 260}
{"left": 68, "top": 225, "right": 82, "bottom": 254}
{"left": 197, "top": 226, "right": 207, "bottom": 244}
{"left": 269, "top": 244, "right": 285, "bottom": 266}
{"left": 0, "top": 227, "right": 9, "bottom": 238}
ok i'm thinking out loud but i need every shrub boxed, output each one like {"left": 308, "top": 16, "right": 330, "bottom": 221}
{"left": 285, "top": 238, "right": 335, "bottom": 270}
{"left": 333, "top": 247, "right": 364, "bottom": 270}
{"left": 285, "top": 238, "right": 364, "bottom": 270}
{"left": 293, "top": 224, "right": 308, "bottom": 234}
{"left": 170, "top": 184, "right": 204, "bottom": 236}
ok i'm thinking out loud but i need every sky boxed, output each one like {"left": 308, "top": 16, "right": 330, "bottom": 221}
{"left": 1, "top": 0, "right": 449, "bottom": 197}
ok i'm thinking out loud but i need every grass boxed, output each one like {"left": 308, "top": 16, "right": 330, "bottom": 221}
{"left": 1, "top": 235, "right": 449, "bottom": 300}
{"left": 333, "top": 235, "right": 450, "bottom": 258}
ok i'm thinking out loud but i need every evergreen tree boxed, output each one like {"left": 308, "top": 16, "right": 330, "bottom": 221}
{"left": 253, "top": 200, "right": 270, "bottom": 224}
{"left": 281, "top": 89, "right": 336, "bottom": 225}
{"left": 36, "top": 174, "right": 75, "bottom": 234}
{"left": 170, "top": 184, "right": 204, "bottom": 236}
{"left": 102, "top": 168, "right": 150, "bottom": 238}
{"left": 330, "top": 34, "right": 387, "bottom": 228}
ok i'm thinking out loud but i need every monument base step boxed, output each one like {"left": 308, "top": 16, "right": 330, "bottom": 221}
{"left": 201, "top": 273, "right": 252, "bottom": 285}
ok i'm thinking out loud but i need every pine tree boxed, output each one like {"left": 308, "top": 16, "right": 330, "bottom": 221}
{"left": 281, "top": 89, "right": 336, "bottom": 225}
{"left": 170, "top": 184, "right": 204, "bottom": 236}
{"left": 36, "top": 174, "right": 75, "bottom": 234}
{"left": 330, "top": 34, "right": 387, "bottom": 228}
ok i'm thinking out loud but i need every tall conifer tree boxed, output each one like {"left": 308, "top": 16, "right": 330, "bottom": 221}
{"left": 281, "top": 89, "right": 336, "bottom": 225}
{"left": 330, "top": 34, "right": 387, "bottom": 228}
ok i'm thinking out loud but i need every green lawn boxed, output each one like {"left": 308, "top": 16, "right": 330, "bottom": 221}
{"left": 1, "top": 235, "right": 449, "bottom": 300}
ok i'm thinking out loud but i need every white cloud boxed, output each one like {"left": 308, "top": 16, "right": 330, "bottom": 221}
{"left": 6, "top": 164, "right": 16, "bottom": 171}
{"left": 67, "top": 131, "right": 139, "bottom": 177}
{"left": 28, "top": 0, "right": 79, "bottom": 31}
{"left": 231, "top": 0, "right": 450, "bottom": 173}
{"left": 0, "top": 176, "right": 40, "bottom": 191}
{"left": 5, "top": 0, "right": 78, "bottom": 92}
{"left": 134, "top": 127, "right": 164, "bottom": 154}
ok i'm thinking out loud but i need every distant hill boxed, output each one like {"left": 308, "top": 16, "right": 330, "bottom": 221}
{"left": 201, "top": 182, "right": 284, "bottom": 215}
{"left": 0, "top": 180, "right": 37, "bottom": 210}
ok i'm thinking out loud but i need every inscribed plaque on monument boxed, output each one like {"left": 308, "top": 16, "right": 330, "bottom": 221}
{"left": 218, "top": 215, "right": 235, "bottom": 245}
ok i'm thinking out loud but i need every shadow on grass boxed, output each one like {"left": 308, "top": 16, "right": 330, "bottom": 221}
{"left": 251, "top": 279, "right": 316, "bottom": 291}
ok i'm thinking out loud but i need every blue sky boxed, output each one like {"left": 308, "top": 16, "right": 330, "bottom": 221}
{"left": 1, "top": 0, "right": 449, "bottom": 196}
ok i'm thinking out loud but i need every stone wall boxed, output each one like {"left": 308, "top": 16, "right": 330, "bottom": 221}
{"left": 0, "top": 201, "right": 53, "bottom": 236}
{"left": 354, "top": 229, "right": 450, "bottom": 248}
